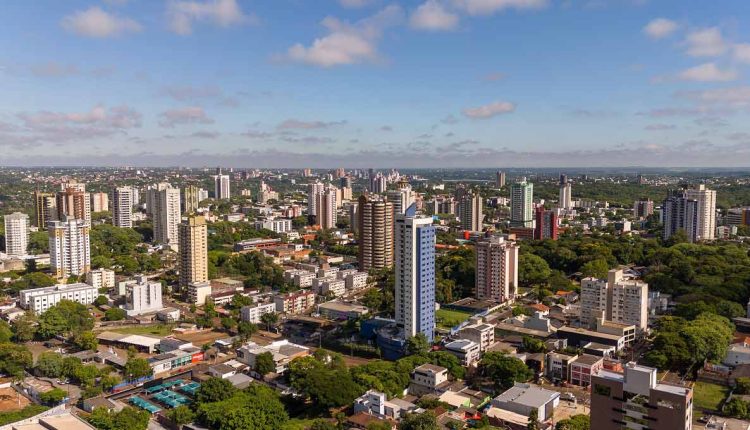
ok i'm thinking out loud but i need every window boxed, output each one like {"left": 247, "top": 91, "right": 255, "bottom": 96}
{"left": 594, "top": 384, "right": 611, "bottom": 397}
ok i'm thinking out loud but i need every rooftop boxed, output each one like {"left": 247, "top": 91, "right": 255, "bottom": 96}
{"left": 493, "top": 383, "right": 560, "bottom": 409}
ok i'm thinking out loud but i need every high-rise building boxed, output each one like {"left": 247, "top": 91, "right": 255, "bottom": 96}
{"left": 314, "top": 187, "right": 338, "bottom": 229}
{"left": 183, "top": 185, "right": 202, "bottom": 214}
{"left": 358, "top": 195, "right": 394, "bottom": 271}
{"left": 214, "top": 174, "right": 231, "bottom": 200}
{"left": 153, "top": 185, "right": 181, "bottom": 246}
{"left": 369, "top": 175, "right": 387, "bottom": 194}
{"left": 178, "top": 216, "right": 208, "bottom": 289}
{"left": 90, "top": 192, "right": 109, "bottom": 213}
{"left": 685, "top": 184, "right": 716, "bottom": 241}
{"left": 4, "top": 212, "right": 29, "bottom": 256}
{"left": 56, "top": 187, "right": 91, "bottom": 225}
{"left": 60, "top": 182, "right": 85, "bottom": 192}
{"left": 112, "top": 187, "right": 134, "bottom": 228}
{"left": 496, "top": 171, "right": 506, "bottom": 188}
{"left": 633, "top": 199, "right": 654, "bottom": 219}
{"left": 340, "top": 176, "right": 352, "bottom": 188}
{"left": 475, "top": 236, "right": 518, "bottom": 303}
{"left": 558, "top": 174, "right": 572, "bottom": 210}
{"left": 34, "top": 191, "right": 57, "bottom": 230}
{"left": 387, "top": 186, "right": 415, "bottom": 216}
{"left": 510, "top": 179, "right": 534, "bottom": 228}
{"left": 394, "top": 204, "right": 436, "bottom": 342}
{"left": 580, "top": 269, "right": 648, "bottom": 332}
{"left": 662, "top": 190, "right": 698, "bottom": 243}
{"left": 534, "top": 207, "right": 558, "bottom": 240}
{"left": 49, "top": 218, "right": 91, "bottom": 278}
{"left": 591, "top": 362, "right": 692, "bottom": 430}
{"left": 307, "top": 181, "right": 325, "bottom": 217}
{"left": 458, "top": 192, "right": 483, "bottom": 232}
{"left": 124, "top": 275, "right": 164, "bottom": 316}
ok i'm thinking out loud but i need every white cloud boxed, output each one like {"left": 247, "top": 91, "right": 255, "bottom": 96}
{"left": 677, "top": 86, "right": 750, "bottom": 106}
{"left": 61, "top": 6, "right": 142, "bottom": 38}
{"left": 18, "top": 105, "right": 141, "bottom": 129}
{"left": 158, "top": 106, "right": 214, "bottom": 127}
{"left": 452, "top": 0, "right": 548, "bottom": 16}
{"left": 462, "top": 101, "right": 516, "bottom": 118}
{"left": 684, "top": 27, "right": 727, "bottom": 57}
{"left": 167, "top": 0, "right": 256, "bottom": 35}
{"left": 643, "top": 18, "right": 678, "bottom": 39}
{"left": 277, "top": 119, "right": 347, "bottom": 130}
{"left": 677, "top": 63, "right": 738, "bottom": 82}
{"left": 410, "top": 1, "right": 459, "bottom": 31}
{"left": 733, "top": 44, "right": 750, "bottom": 64}
{"left": 339, "top": 0, "right": 375, "bottom": 7}
{"left": 286, "top": 5, "right": 403, "bottom": 67}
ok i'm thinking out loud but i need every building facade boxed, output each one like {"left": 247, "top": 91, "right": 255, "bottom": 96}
{"left": 458, "top": 192, "right": 483, "bottom": 232}
{"left": 34, "top": 191, "right": 57, "bottom": 229}
{"left": 90, "top": 192, "right": 109, "bottom": 213}
{"left": 580, "top": 269, "right": 648, "bottom": 332}
{"left": 112, "top": 187, "right": 134, "bottom": 228}
{"left": 475, "top": 236, "right": 519, "bottom": 303}
{"left": 510, "top": 179, "right": 534, "bottom": 228}
{"left": 4, "top": 212, "right": 29, "bottom": 256}
{"left": 558, "top": 174, "right": 572, "bottom": 210}
{"left": 124, "top": 275, "right": 164, "bottom": 316}
{"left": 215, "top": 174, "right": 231, "bottom": 200}
{"left": 178, "top": 216, "right": 208, "bottom": 288}
{"left": 20, "top": 283, "right": 98, "bottom": 313}
{"left": 56, "top": 187, "right": 91, "bottom": 226}
{"left": 534, "top": 207, "right": 558, "bottom": 240}
{"left": 48, "top": 218, "right": 91, "bottom": 278}
{"left": 153, "top": 185, "right": 181, "bottom": 246}
{"left": 358, "top": 195, "right": 394, "bottom": 271}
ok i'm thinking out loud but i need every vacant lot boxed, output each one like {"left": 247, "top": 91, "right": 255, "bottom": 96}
{"left": 175, "top": 329, "right": 227, "bottom": 346}
{"left": 436, "top": 308, "right": 472, "bottom": 329}
{"left": 694, "top": 381, "right": 729, "bottom": 412}
{"left": 0, "top": 387, "right": 30, "bottom": 412}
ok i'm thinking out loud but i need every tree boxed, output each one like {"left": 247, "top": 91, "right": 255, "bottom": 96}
{"left": 255, "top": 351, "right": 275, "bottom": 375}
{"left": 725, "top": 398, "right": 749, "bottom": 419}
{"left": 12, "top": 311, "right": 37, "bottom": 342}
{"left": 406, "top": 333, "right": 430, "bottom": 356}
{"left": 220, "top": 317, "right": 237, "bottom": 331}
{"left": 104, "top": 308, "right": 126, "bottom": 321}
{"left": 580, "top": 259, "right": 609, "bottom": 279}
{"left": 36, "top": 352, "right": 65, "bottom": 378}
{"left": 94, "top": 295, "right": 108, "bottom": 307}
{"left": 166, "top": 405, "right": 196, "bottom": 426}
{"left": 37, "top": 300, "right": 94, "bottom": 339}
{"left": 479, "top": 352, "right": 534, "bottom": 392}
{"left": 399, "top": 411, "right": 438, "bottom": 430}
{"left": 39, "top": 388, "right": 67, "bottom": 405}
{"left": 124, "top": 358, "right": 152, "bottom": 380}
{"left": 310, "top": 419, "right": 337, "bottom": 430}
{"left": 0, "top": 320, "right": 12, "bottom": 343}
{"left": 522, "top": 336, "right": 546, "bottom": 353}
{"left": 556, "top": 414, "right": 590, "bottom": 430}
{"left": 527, "top": 408, "right": 539, "bottom": 430}
{"left": 237, "top": 321, "right": 258, "bottom": 340}
{"left": 197, "top": 385, "right": 288, "bottom": 430}
{"left": 519, "top": 254, "right": 551, "bottom": 288}
{"left": 0, "top": 343, "right": 32, "bottom": 379}
{"left": 736, "top": 377, "right": 750, "bottom": 395}
{"left": 195, "top": 377, "right": 237, "bottom": 404}
{"left": 74, "top": 331, "right": 99, "bottom": 351}
{"left": 261, "top": 312, "right": 278, "bottom": 331}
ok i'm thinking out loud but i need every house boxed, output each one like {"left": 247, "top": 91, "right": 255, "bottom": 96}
{"left": 346, "top": 412, "right": 395, "bottom": 430}
{"left": 83, "top": 396, "right": 117, "bottom": 413}
{"left": 353, "top": 390, "right": 418, "bottom": 420}
{"left": 569, "top": 354, "right": 604, "bottom": 387}
{"left": 491, "top": 382, "right": 560, "bottom": 422}
{"left": 208, "top": 363, "right": 237, "bottom": 379}
{"left": 444, "top": 339, "right": 481, "bottom": 366}
{"left": 409, "top": 363, "right": 449, "bottom": 396}
{"left": 725, "top": 338, "right": 750, "bottom": 366}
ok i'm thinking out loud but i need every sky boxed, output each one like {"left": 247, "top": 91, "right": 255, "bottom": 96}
{"left": 2, "top": 0, "right": 750, "bottom": 168}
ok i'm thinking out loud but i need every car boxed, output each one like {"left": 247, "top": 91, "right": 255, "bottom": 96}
{"left": 561, "top": 392, "right": 576, "bottom": 402}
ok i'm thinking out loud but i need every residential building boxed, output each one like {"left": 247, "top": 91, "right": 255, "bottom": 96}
{"left": 215, "top": 173, "right": 231, "bottom": 200}
{"left": 236, "top": 339, "right": 309, "bottom": 374}
{"left": 662, "top": 189, "right": 700, "bottom": 243}
{"left": 34, "top": 191, "right": 57, "bottom": 229}
{"left": 124, "top": 275, "right": 164, "bottom": 316}
{"left": 240, "top": 302, "right": 277, "bottom": 323}
{"left": 444, "top": 339, "right": 481, "bottom": 366}
{"left": 496, "top": 171, "right": 506, "bottom": 188}
{"left": 353, "top": 390, "right": 417, "bottom": 420}
{"left": 458, "top": 191, "right": 483, "bottom": 232}
{"left": 534, "top": 207, "right": 558, "bottom": 240}
{"left": 183, "top": 185, "right": 203, "bottom": 214}
{"left": 307, "top": 181, "right": 325, "bottom": 217}
{"left": 580, "top": 269, "right": 648, "bottom": 332}
{"left": 386, "top": 182, "right": 414, "bottom": 216}
{"left": 491, "top": 383, "right": 560, "bottom": 422}
{"left": 558, "top": 174, "right": 572, "bottom": 209}
{"left": 634, "top": 199, "right": 654, "bottom": 219}
{"left": 274, "top": 290, "right": 316, "bottom": 314}
{"left": 254, "top": 218, "right": 293, "bottom": 233}
{"left": 313, "top": 186, "right": 337, "bottom": 229}
{"left": 20, "top": 283, "right": 98, "bottom": 313}
{"left": 394, "top": 203, "right": 436, "bottom": 342}
{"left": 546, "top": 352, "right": 578, "bottom": 382}
{"left": 569, "top": 354, "right": 604, "bottom": 387}
{"left": 49, "top": 218, "right": 91, "bottom": 278}
{"left": 153, "top": 184, "right": 181, "bottom": 246}
{"left": 111, "top": 187, "right": 134, "bottom": 228}
{"left": 409, "top": 363, "right": 449, "bottom": 396}
{"left": 596, "top": 318, "right": 637, "bottom": 346}
{"left": 86, "top": 268, "right": 116, "bottom": 290}
{"left": 344, "top": 271, "right": 369, "bottom": 290}
{"left": 186, "top": 281, "right": 211, "bottom": 305}
{"left": 369, "top": 174, "right": 387, "bottom": 194}
{"left": 358, "top": 194, "right": 394, "bottom": 271}
{"left": 4, "top": 212, "right": 29, "bottom": 256}
{"left": 316, "top": 278, "right": 346, "bottom": 297}
{"left": 510, "top": 179, "right": 534, "bottom": 227}
{"left": 457, "top": 321, "right": 496, "bottom": 352}
{"left": 57, "top": 187, "right": 91, "bottom": 226}
{"left": 685, "top": 184, "right": 716, "bottom": 241}
{"left": 591, "top": 362, "right": 693, "bottom": 430}
{"left": 475, "top": 235, "right": 518, "bottom": 303}
{"left": 178, "top": 216, "right": 208, "bottom": 288}
{"left": 90, "top": 192, "right": 109, "bottom": 213}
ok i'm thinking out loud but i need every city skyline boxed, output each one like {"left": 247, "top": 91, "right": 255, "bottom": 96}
{"left": 2, "top": 1, "right": 750, "bottom": 167}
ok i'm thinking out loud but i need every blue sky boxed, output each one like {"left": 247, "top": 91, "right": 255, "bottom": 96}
{"left": 2, "top": 0, "right": 750, "bottom": 167}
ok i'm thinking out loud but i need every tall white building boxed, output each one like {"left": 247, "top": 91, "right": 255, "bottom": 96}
{"left": 394, "top": 204, "right": 436, "bottom": 342}
{"left": 685, "top": 184, "right": 716, "bottom": 241}
{"left": 558, "top": 174, "right": 572, "bottom": 210}
{"left": 124, "top": 275, "right": 164, "bottom": 316}
{"left": 90, "top": 192, "right": 109, "bottom": 213}
{"left": 112, "top": 187, "right": 134, "bottom": 228}
{"left": 314, "top": 187, "right": 338, "bottom": 229}
{"left": 153, "top": 185, "right": 181, "bottom": 247}
{"left": 20, "top": 283, "right": 98, "bottom": 313}
{"left": 475, "top": 236, "right": 518, "bottom": 303}
{"left": 387, "top": 181, "right": 414, "bottom": 216}
{"left": 215, "top": 174, "right": 231, "bottom": 200}
{"left": 4, "top": 212, "right": 29, "bottom": 256}
{"left": 580, "top": 269, "right": 648, "bottom": 332}
{"left": 510, "top": 179, "right": 534, "bottom": 228}
{"left": 49, "top": 218, "right": 91, "bottom": 278}
{"left": 458, "top": 192, "right": 483, "bottom": 232}
{"left": 307, "top": 181, "right": 325, "bottom": 216}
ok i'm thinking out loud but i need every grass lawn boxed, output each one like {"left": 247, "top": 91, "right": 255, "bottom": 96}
{"left": 693, "top": 381, "right": 729, "bottom": 412}
{"left": 436, "top": 308, "right": 472, "bottom": 329}
{"left": 111, "top": 324, "right": 175, "bottom": 337}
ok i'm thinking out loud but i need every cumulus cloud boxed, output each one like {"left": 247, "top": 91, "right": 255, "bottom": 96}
{"left": 61, "top": 6, "right": 142, "bottom": 38}
{"left": 277, "top": 119, "right": 347, "bottom": 130}
{"left": 643, "top": 18, "right": 678, "bottom": 39}
{"left": 677, "top": 63, "right": 738, "bottom": 82}
{"left": 167, "top": 0, "right": 257, "bottom": 35}
{"left": 684, "top": 27, "right": 727, "bottom": 57}
{"left": 285, "top": 5, "right": 403, "bottom": 67}
{"left": 462, "top": 101, "right": 516, "bottom": 118}
{"left": 452, "top": 0, "right": 548, "bottom": 16}
{"left": 18, "top": 105, "right": 141, "bottom": 129}
{"left": 733, "top": 44, "right": 750, "bottom": 64}
{"left": 410, "top": 1, "right": 459, "bottom": 31}
{"left": 158, "top": 106, "right": 214, "bottom": 127}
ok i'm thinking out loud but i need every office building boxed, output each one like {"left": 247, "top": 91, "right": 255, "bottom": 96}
{"left": 558, "top": 174, "right": 572, "bottom": 210}
{"left": 183, "top": 185, "right": 202, "bottom": 214}
{"left": 111, "top": 187, "right": 134, "bottom": 228}
{"left": 90, "top": 192, "right": 109, "bottom": 213}
{"left": 496, "top": 171, "right": 506, "bottom": 188}
{"left": 475, "top": 236, "right": 519, "bottom": 303}
{"left": 56, "top": 187, "right": 91, "bottom": 225}
{"left": 358, "top": 195, "right": 394, "bottom": 271}
{"left": 153, "top": 185, "right": 181, "bottom": 246}
{"left": 458, "top": 192, "right": 483, "bottom": 232}
{"left": 633, "top": 199, "right": 654, "bottom": 219}
{"left": 510, "top": 179, "right": 534, "bottom": 228}
{"left": 685, "top": 184, "right": 716, "bottom": 241}
{"left": 591, "top": 362, "right": 692, "bottom": 430}
{"left": 313, "top": 187, "right": 337, "bottom": 229}
{"left": 178, "top": 216, "right": 208, "bottom": 288}
{"left": 214, "top": 173, "right": 231, "bottom": 200}
{"left": 4, "top": 212, "right": 29, "bottom": 256}
{"left": 394, "top": 204, "right": 436, "bottom": 342}
{"left": 580, "top": 269, "right": 648, "bottom": 331}
{"left": 124, "top": 275, "right": 164, "bottom": 316}
{"left": 49, "top": 218, "right": 91, "bottom": 278}
{"left": 34, "top": 191, "right": 57, "bottom": 229}
{"left": 19, "top": 283, "right": 98, "bottom": 313}
{"left": 86, "top": 268, "right": 116, "bottom": 290}
{"left": 534, "top": 207, "right": 558, "bottom": 240}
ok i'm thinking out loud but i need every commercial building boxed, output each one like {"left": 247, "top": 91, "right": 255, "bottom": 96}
{"left": 20, "top": 282, "right": 99, "bottom": 313}
{"left": 233, "top": 238, "right": 282, "bottom": 252}
{"left": 90, "top": 192, "right": 109, "bottom": 213}
{"left": 534, "top": 207, "right": 558, "bottom": 240}
{"left": 317, "top": 301, "right": 369, "bottom": 320}
{"left": 569, "top": 354, "right": 604, "bottom": 387}
{"left": 558, "top": 174, "right": 572, "bottom": 210}
{"left": 357, "top": 195, "right": 394, "bottom": 271}
{"left": 634, "top": 199, "right": 654, "bottom": 219}
{"left": 56, "top": 187, "right": 91, "bottom": 226}
{"left": 274, "top": 290, "right": 316, "bottom": 314}
{"left": 475, "top": 235, "right": 518, "bottom": 303}
{"left": 458, "top": 191, "right": 483, "bottom": 232}
{"left": 556, "top": 326, "right": 626, "bottom": 352}
{"left": 34, "top": 191, "right": 57, "bottom": 229}
{"left": 215, "top": 173, "right": 231, "bottom": 200}
{"left": 236, "top": 339, "right": 309, "bottom": 374}
{"left": 152, "top": 184, "right": 181, "bottom": 247}
{"left": 3, "top": 212, "right": 29, "bottom": 256}
{"left": 491, "top": 383, "right": 560, "bottom": 422}
{"left": 580, "top": 269, "right": 648, "bottom": 332}
{"left": 111, "top": 187, "right": 134, "bottom": 228}
{"left": 49, "top": 218, "right": 91, "bottom": 278}
{"left": 240, "top": 302, "right": 277, "bottom": 323}
{"left": 510, "top": 179, "right": 534, "bottom": 228}
{"left": 86, "top": 268, "right": 116, "bottom": 290}
{"left": 178, "top": 216, "right": 208, "bottom": 288}
{"left": 590, "top": 362, "right": 693, "bottom": 430}
{"left": 124, "top": 275, "right": 164, "bottom": 316}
